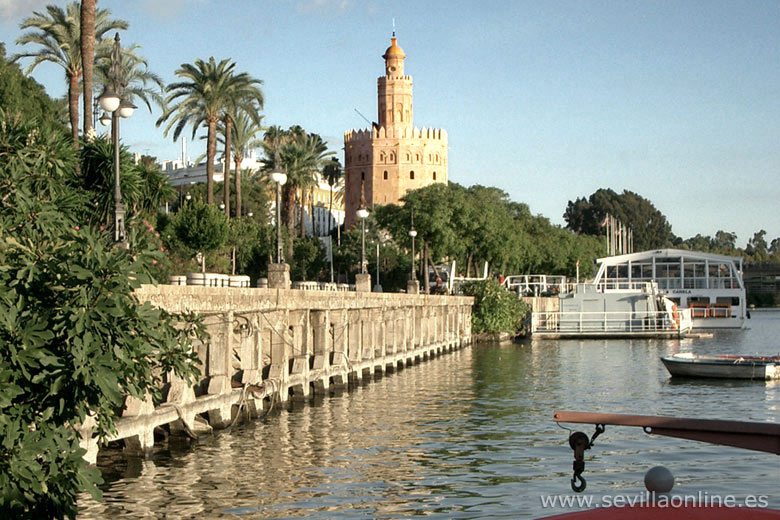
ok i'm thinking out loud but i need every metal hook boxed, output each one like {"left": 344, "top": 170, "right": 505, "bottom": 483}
{"left": 571, "top": 473, "right": 587, "bottom": 493}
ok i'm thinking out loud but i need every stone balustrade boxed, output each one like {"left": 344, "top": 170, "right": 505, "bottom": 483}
{"left": 78, "top": 285, "right": 473, "bottom": 462}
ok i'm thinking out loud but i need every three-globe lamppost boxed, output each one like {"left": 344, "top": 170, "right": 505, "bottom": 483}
{"left": 356, "top": 201, "right": 370, "bottom": 275}
{"left": 98, "top": 33, "right": 136, "bottom": 247}
{"left": 269, "top": 142, "right": 287, "bottom": 264}
{"left": 409, "top": 209, "right": 417, "bottom": 282}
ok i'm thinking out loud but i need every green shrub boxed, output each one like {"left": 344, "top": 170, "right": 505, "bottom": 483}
{"left": 462, "top": 279, "right": 530, "bottom": 335}
{"left": 0, "top": 109, "right": 204, "bottom": 518}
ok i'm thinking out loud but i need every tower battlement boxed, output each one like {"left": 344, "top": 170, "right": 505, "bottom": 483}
{"left": 378, "top": 75, "right": 412, "bottom": 82}
{"left": 345, "top": 126, "right": 448, "bottom": 143}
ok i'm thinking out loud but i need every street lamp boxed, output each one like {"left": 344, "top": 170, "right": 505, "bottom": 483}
{"left": 356, "top": 206, "right": 369, "bottom": 274}
{"left": 185, "top": 192, "right": 192, "bottom": 202}
{"left": 219, "top": 202, "right": 226, "bottom": 211}
{"left": 269, "top": 139, "right": 287, "bottom": 263}
{"left": 409, "top": 210, "right": 417, "bottom": 282}
{"left": 247, "top": 211, "right": 253, "bottom": 218}
{"left": 97, "top": 32, "right": 136, "bottom": 247}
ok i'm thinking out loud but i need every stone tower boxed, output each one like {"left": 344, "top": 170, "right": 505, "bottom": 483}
{"left": 344, "top": 35, "right": 448, "bottom": 228}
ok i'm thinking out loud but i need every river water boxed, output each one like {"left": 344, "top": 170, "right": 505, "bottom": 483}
{"left": 79, "top": 310, "right": 780, "bottom": 518}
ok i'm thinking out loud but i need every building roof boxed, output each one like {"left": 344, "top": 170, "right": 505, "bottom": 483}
{"left": 597, "top": 248, "right": 743, "bottom": 265}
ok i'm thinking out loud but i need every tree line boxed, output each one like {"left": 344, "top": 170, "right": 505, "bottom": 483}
{"left": 564, "top": 188, "right": 780, "bottom": 264}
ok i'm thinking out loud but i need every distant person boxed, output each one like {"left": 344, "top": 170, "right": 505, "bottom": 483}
{"left": 498, "top": 273, "right": 505, "bottom": 285}
{"left": 434, "top": 276, "right": 447, "bottom": 295}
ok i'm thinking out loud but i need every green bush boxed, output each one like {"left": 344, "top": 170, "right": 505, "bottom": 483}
{"left": 462, "top": 279, "right": 530, "bottom": 335}
{"left": 0, "top": 109, "right": 204, "bottom": 518}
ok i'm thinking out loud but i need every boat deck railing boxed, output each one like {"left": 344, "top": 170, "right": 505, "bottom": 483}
{"left": 531, "top": 309, "right": 692, "bottom": 336}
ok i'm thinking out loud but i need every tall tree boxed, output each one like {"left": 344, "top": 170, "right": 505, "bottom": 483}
{"left": 158, "top": 57, "right": 260, "bottom": 205}
{"left": 563, "top": 188, "right": 675, "bottom": 251}
{"left": 13, "top": 2, "right": 127, "bottom": 146}
{"left": 261, "top": 126, "right": 333, "bottom": 249}
{"left": 220, "top": 76, "right": 263, "bottom": 217}
{"left": 322, "top": 157, "right": 343, "bottom": 238}
{"left": 80, "top": 0, "right": 96, "bottom": 136}
{"left": 228, "top": 111, "right": 264, "bottom": 217}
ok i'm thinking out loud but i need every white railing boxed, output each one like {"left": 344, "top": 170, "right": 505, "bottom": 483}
{"left": 593, "top": 281, "right": 658, "bottom": 292}
{"left": 504, "top": 275, "right": 573, "bottom": 296}
{"left": 531, "top": 309, "right": 692, "bottom": 335}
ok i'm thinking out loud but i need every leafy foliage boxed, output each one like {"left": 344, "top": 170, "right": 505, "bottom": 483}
{"left": 0, "top": 107, "right": 203, "bottom": 519}
{"left": 169, "top": 197, "right": 229, "bottom": 269}
{"left": 374, "top": 183, "right": 604, "bottom": 281}
{"left": 291, "top": 236, "right": 327, "bottom": 281}
{"left": 12, "top": 2, "right": 128, "bottom": 143}
{"left": 564, "top": 188, "right": 675, "bottom": 251}
{"left": 462, "top": 280, "right": 530, "bottom": 335}
{"left": 0, "top": 44, "right": 65, "bottom": 128}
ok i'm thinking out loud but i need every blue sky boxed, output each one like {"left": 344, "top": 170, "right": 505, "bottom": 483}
{"left": 1, "top": 0, "right": 778, "bottom": 246}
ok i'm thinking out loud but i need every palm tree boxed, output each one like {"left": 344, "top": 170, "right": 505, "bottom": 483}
{"left": 157, "top": 57, "right": 262, "bottom": 205}
{"left": 322, "top": 157, "right": 343, "bottom": 241}
{"left": 262, "top": 128, "right": 333, "bottom": 253}
{"left": 95, "top": 44, "right": 165, "bottom": 115}
{"left": 229, "top": 111, "right": 264, "bottom": 217}
{"left": 220, "top": 79, "right": 263, "bottom": 217}
{"left": 81, "top": 0, "right": 96, "bottom": 136}
{"left": 14, "top": 2, "right": 127, "bottom": 146}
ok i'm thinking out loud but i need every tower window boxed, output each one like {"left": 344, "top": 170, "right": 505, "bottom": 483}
{"left": 410, "top": 171, "right": 415, "bottom": 180}
{"left": 433, "top": 171, "right": 437, "bottom": 180}
{"left": 383, "top": 170, "right": 388, "bottom": 180}
{"left": 361, "top": 171, "right": 365, "bottom": 180}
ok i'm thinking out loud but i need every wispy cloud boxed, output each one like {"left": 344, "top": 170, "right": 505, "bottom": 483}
{"left": 0, "top": 0, "right": 48, "bottom": 22}
{"left": 297, "top": 0, "right": 351, "bottom": 14}
{"left": 139, "top": 0, "right": 207, "bottom": 21}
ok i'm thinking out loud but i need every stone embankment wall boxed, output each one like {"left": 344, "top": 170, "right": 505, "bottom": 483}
{"left": 79, "top": 286, "right": 473, "bottom": 462}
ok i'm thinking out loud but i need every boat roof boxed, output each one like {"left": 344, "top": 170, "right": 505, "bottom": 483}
{"left": 597, "top": 248, "right": 743, "bottom": 266}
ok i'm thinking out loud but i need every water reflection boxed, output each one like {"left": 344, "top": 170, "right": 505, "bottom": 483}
{"left": 79, "top": 312, "right": 780, "bottom": 518}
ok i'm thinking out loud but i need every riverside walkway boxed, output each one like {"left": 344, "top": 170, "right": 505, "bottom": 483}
{"left": 78, "top": 285, "right": 473, "bottom": 462}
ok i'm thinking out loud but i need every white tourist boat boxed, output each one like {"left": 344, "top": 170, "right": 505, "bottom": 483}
{"left": 531, "top": 282, "right": 692, "bottom": 338}
{"left": 661, "top": 353, "right": 780, "bottom": 380}
{"left": 592, "top": 249, "right": 746, "bottom": 329}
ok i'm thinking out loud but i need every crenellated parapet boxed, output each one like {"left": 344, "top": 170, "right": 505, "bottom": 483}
{"left": 345, "top": 126, "right": 448, "bottom": 143}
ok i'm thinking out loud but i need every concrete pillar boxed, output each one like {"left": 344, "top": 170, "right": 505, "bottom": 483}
{"left": 355, "top": 273, "right": 371, "bottom": 292}
{"left": 267, "top": 310, "right": 289, "bottom": 402}
{"left": 207, "top": 311, "right": 232, "bottom": 395}
{"left": 361, "top": 310, "right": 373, "bottom": 361}
{"left": 123, "top": 395, "right": 155, "bottom": 457}
{"left": 268, "top": 262, "right": 291, "bottom": 289}
{"left": 240, "top": 315, "right": 262, "bottom": 384}
{"left": 348, "top": 310, "right": 362, "bottom": 383}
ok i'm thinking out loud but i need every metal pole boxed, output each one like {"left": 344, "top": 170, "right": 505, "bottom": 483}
{"left": 361, "top": 217, "right": 366, "bottom": 274}
{"left": 276, "top": 182, "right": 283, "bottom": 263}
{"left": 112, "top": 111, "right": 125, "bottom": 244}
{"left": 411, "top": 233, "right": 416, "bottom": 280}
{"left": 376, "top": 242, "right": 380, "bottom": 284}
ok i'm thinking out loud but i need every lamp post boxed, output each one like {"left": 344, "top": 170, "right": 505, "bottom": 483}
{"left": 269, "top": 141, "right": 287, "bottom": 264}
{"left": 98, "top": 33, "right": 136, "bottom": 247}
{"left": 407, "top": 209, "right": 420, "bottom": 294}
{"left": 356, "top": 205, "right": 369, "bottom": 274}
{"left": 409, "top": 209, "right": 417, "bottom": 281}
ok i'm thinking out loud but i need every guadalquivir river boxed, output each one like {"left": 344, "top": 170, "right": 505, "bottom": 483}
{"left": 79, "top": 311, "right": 780, "bottom": 518}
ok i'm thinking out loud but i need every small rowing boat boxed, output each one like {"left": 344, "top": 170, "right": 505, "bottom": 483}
{"left": 661, "top": 353, "right": 780, "bottom": 380}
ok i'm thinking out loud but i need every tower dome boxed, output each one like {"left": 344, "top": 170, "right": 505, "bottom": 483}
{"left": 383, "top": 37, "right": 405, "bottom": 59}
